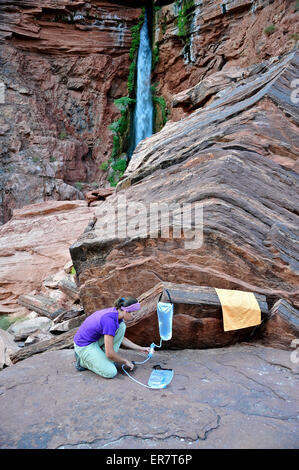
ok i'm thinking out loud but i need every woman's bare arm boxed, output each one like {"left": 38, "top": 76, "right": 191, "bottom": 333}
{"left": 121, "top": 336, "right": 150, "bottom": 353}
{"left": 104, "top": 335, "right": 134, "bottom": 369}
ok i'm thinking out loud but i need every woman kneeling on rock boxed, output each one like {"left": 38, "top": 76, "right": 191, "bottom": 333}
{"left": 73, "top": 297, "right": 150, "bottom": 378}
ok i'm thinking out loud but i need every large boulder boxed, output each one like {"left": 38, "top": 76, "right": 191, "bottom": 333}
{"left": 254, "top": 299, "right": 299, "bottom": 350}
{"left": 70, "top": 51, "right": 299, "bottom": 348}
{"left": 7, "top": 316, "right": 53, "bottom": 341}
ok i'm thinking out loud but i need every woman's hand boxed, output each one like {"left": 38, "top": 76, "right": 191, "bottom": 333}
{"left": 121, "top": 337, "right": 151, "bottom": 355}
{"left": 124, "top": 359, "right": 134, "bottom": 371}
{"left": 139, "top": 346, "right": 151, "bottom": 355}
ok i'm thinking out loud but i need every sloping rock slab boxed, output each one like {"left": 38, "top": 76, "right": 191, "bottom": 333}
{"left": 0, "top": 344, "right": 298, "bottom": 449}
{"left": 122, "top": 50, "right": 299, "bottom": 180}
{"left": 18, "top": 294, "right": 67, "bottom": 320}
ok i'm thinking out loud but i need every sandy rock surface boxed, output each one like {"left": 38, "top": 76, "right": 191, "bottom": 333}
{"left": 0, "top": 344, "right": 298, "bottom": 449}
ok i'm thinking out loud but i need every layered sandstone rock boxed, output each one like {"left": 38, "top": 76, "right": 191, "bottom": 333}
{"left": 0, "top": 200, "right": 97, "bottom": 311}
{"left": 1, "top": 1, "right": 297, "bottom": 224}
{"left": 70, "top": 50, "right": 299, "bottom": 350}
{"left": 125, "top": 51, "right": 299, "bottom": 174}
{"left": 0, "top": 1, "right": 143, "bottom": 51}
{"left": 254, "top": 299, "right": 299, "bottom": 350}
{"left": 0, "top": 1, "right": 142, "bottom": 223}
{"left": 152, "top": 0, "right": 298, "bottom": 107}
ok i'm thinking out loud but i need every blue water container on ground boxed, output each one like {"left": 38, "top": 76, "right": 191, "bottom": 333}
{"left": 157, "top": 290, "right": 173, "bottom": 341}
{"left": 148, "top": 367, "right": 174, "bottom": 389}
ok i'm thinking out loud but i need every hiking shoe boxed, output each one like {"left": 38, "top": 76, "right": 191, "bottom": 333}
{"left": 74, "top": 351, "right": 87, "bottom": 371}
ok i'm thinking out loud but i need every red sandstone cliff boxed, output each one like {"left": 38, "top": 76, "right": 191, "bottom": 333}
{"left": 0, "top": 1, "right": 297, "bottom": 224}
{"left": 152, "top": 0, "right": 298, "bottom": 108}
{"left": 0, "top": 0, "right": 298, "bottom": 350}
{"left": 0, "top": 1, "right": 142, "bottom": 223}
{"left": 70, "top": 50, "right": 299, "bottom": 313}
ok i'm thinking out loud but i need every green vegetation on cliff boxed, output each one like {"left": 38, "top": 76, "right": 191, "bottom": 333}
{"left": 264, "top": 24, "right": 276, "bottom": 36}
{"left": 151, "top": 83, "right": 169, "bottom": 132}
{"left": 107, "top": 97, "right": 136, "bottom": 186}
{"left": 104, "top": 10, "right": 145, "bottom": 187}
{"left": 128, "top": 9, "right": 145, "bottom": 95}
{"left": 176, "top": 0, "right": 195, "bottom": 45}
{"left": 151, "top": 6, "right": 169, "bottom": 132}
{"left": 108, "top": 97, "right": 136, "bottom": 160}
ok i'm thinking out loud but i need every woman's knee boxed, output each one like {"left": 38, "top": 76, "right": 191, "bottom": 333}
{"left": 104, "top": 369, "right": 118, "bottom": 379}
{"left": 74, "top": 341, "right": 118, "bottom": 379}
{"left": 99, "top": 363, "right": 118, "bottom": 379}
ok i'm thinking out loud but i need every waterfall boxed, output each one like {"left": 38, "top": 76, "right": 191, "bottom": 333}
{"left": 131, "top": 10, "right": 153, "bottom": 155}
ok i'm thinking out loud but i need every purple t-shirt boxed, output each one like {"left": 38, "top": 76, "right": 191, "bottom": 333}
{"left": 74, "top": 307, "right": 122, "bottom": 347}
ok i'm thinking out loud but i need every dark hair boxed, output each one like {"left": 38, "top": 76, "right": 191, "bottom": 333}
{"left": 114, "top": 296, "right": 138, "bottom": 309}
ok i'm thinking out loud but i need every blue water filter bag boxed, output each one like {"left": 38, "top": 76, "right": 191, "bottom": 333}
{"left": 148, "top": 367, "right": 174, "bottom": 389}
{"left": 157, "top": 290, "right": 173, "bottom": 341}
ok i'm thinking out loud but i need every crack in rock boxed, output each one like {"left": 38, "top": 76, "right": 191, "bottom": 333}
{"left": 199, "top": 414, "right": 221, "bottom": 441}
{"left": 215, "top": 358, "right": 288, "bottom": 401}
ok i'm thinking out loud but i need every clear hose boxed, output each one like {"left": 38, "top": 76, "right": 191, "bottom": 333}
{"left": 121, "top": 339, "right": 163, "bottom": 388}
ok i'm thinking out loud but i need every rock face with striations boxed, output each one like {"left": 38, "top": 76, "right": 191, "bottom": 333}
{"left": 0, "top": 200, "right": 96, "bottom": 312}
{"left": 0, "top": 1, "right": 298, "bottom": 351}
{"left": 0, "top": 1, "right": 142, "bottom": 223}
{"left": 70, "top": 50, "right": 299, "bottom": 348}
{"left": 0, "top": 1, "right": 297, "bottom": 224}
{"left": 152, "top": 0, "right": 298, "bottom": 107}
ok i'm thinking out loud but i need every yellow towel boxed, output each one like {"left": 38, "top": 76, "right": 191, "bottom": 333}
{"left": 215, "top": 288, "right": 261, "bottom": 332}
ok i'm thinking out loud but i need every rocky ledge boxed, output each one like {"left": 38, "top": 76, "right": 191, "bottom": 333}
{"left": 0, "top": 344, "right": 298, "bottom": 449}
